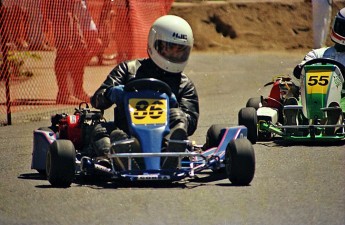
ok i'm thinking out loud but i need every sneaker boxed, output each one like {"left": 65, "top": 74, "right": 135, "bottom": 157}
{"left": 325, "top": 107, "right": 342, "bottom": 135}
{"left": 110, "top": 130, "right": 142, "bottom": 171}
{"left": 98, "top": 159, "right": 112, "bottom": 169}
{"left": 169, "top": 126, "right": 188, "bottom": 143}
{"left": 93, "top": 137, "right": 111, "bottom": 156}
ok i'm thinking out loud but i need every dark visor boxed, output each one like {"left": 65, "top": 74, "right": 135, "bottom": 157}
{"left": 154, "top": 40, "right": 191, "bottom": 63}
{"left": 333, "top": 17, "right": 345, "bottom": 37}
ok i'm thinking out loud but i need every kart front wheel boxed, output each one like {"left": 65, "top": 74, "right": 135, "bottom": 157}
{"left": 246, "top": 97, "right": 262, "bottom": 110}
{"left": 238, "top": 107, "right": 258, "bottom": 144}
{"left": 46, "top": 140, "right": 76, "bottom": 187}
{"left": 225, "top": 138, "right": 255, "bottom": 186}
{"left": 205, "top": 124, "right": 227, "bottom": 149}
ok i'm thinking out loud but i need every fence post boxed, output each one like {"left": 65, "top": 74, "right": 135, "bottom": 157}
{"left": 0, "top": 0, "right": 12, "bottom": 125}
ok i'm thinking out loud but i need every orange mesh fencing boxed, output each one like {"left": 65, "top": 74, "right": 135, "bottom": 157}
{"left": 0, "top": 0, "right": 174, "bottom": 125}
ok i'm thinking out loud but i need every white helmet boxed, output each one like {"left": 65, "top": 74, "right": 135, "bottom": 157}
{"left": 147, "top": 15, "right": 193, "bottom": 73}
{"left": 331, "top": 8, "right": 345, "bottom": 45}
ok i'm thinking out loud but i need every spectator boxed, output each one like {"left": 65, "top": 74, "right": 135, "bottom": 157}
{"left": 1, "top": 0, "right": 29, "bottom": 50}
{"left": 312, "top": 0, "right": 333, "bottom": 48}
{"left": 42, "top": 0, "right": 91, "bottom": 104}
{"left": 96, "top": 0, "right": 116, "bottom": 65}
{"left": 74, "top": 0, "right": 103, "bottom": 65}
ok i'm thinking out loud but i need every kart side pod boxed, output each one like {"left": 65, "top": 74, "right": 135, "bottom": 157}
{"left": 257, "top": 107, "right": 278, "bottom": 125}
{"left": 31, "top": 129, "right": 57, "bottom": 172}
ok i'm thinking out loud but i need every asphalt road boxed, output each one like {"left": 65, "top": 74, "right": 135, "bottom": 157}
{"left": 0, "top": 52, "right": 344, "bottom": 225}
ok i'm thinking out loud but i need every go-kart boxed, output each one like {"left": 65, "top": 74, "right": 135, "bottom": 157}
{"left": 239, "top": 58, "right": 345, "bottom": 143}
{"left": 31, "top": 78, "right": 255, "bottom": 187}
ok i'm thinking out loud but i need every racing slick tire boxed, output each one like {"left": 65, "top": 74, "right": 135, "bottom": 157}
{"left": 46, "top": 140, "right": 76, "bottom": 187}
{"left": 204, "top": 124, "right": 227, "bottom": 172}
{"left": 238, "top": 107, "right": 258, "bottom": 144}
{"left": 205, "top": 124, "right": 227, "bottom": 149}
{"left": 246, "top": 97, "right": 262, "bottom": 110}
{"left": 225, "top": 138, "right": 255, "bottom": 186}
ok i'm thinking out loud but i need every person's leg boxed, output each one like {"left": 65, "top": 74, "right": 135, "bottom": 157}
{"left": 166, "top": 108, "right": 188, "bottom": 142}
{"left": 70, "top": 49, "right": 90, "bottom": 102}
{"left": 312, "top": 0, "right": 332, "bottom": 48}
{"left": 91, "top": 123, "right": 112, "bottom": 157}
{"left": 162, "top": 108, "right": 188, "bottom": 169}
{"left": 113, "top": 1, "right": 134, "bottom": 61}
{"left": 110, "top": 129, "right": 143, "bottom": 170}
{"left": 55, "top": 48, "right": 74, "bottom": 104}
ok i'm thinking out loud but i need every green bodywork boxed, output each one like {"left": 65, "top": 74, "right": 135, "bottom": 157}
{"left": 259, "top": 121, "right": 345, "bottom": 142}
{"left": 304, "top": 64, "right": 345, "bottom": 112}
{"left": 341, "top": 98, "right": 345, "bottom": 112}
{"left": 304, "top": 65, "right": 334, "bottom": 118}
{"left": 258, "top": 64, "right": 345, "bottom": 142}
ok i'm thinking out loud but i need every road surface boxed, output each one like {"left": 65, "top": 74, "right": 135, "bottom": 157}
{"left": 0, "top": 52, "right": 344, "bottom": 225}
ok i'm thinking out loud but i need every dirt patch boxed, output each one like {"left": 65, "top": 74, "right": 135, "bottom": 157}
{"left": 170, "top": 1, "right": 345, "bottom": 53}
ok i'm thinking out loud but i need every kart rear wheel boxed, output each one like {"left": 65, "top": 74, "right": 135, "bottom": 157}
{"left": 205, "top": 124, "right": 227, "bottom": 149}
{"left": 225, "top": 138, "right": 255, "bottom": 186}
{"left": 246, "top": 97, "right": 262, "bottom": 110}
{"left": 46, "top": 140, "right": 76, "bottom": 187}
{"left": 238, "top": 107, "right": 258, "bottom": 144}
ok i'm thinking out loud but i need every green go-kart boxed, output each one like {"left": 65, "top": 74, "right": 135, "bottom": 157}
{"left": 239, "top": 58, "right": 345, "bottom": 143}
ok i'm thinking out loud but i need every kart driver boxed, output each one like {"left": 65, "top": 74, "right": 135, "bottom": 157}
{"left": 293, "top": 7, "right": 345, "bottom": 111}
{"left": 89, "top": 15, "right": 199, "bottom": 169}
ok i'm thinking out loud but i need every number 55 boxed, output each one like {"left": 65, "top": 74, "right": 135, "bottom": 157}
{"left": 308, "top": 75, "right": 329, "bottom": 86}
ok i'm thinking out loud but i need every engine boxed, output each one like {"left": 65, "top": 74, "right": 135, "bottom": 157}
{"left": 50, "top": 104, "right": 104, "bottom": 152}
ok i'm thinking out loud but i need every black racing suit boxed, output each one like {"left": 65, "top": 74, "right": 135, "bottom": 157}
{"left": 91, "top": 58, "right": 199, "bottom": 137}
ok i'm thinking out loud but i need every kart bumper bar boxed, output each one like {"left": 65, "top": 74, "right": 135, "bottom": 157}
{"left": 259, "top": 121, "right": 345, "bottom": 140}
{"left": 108, "top": 152, "right": 204, "bottom": 171}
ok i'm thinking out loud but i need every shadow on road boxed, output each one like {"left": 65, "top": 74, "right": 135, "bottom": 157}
{"left": 18, "top": 172, "right": 46, "bottom": 181}
{"left": 18, "top": 170, "right": 247, "bottom": 189}
{"left": 256, "top": 138, "right": 345, "bottom": 147}
{"left": 18, "top": 172, "right": 190, "bottom": 189}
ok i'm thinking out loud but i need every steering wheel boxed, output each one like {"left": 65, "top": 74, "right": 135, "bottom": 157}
{"left": 294, "top": 58, "right": 345, "bottom": 79}
{"left": 304, "top": 58, "right": 345, "bottom": 75}
{"left": 124, "top": 78, "right": 172, "bottom": 97}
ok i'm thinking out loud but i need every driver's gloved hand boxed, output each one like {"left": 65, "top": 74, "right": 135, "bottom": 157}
{"left": 169, "top": 93, "right": 178, "bottom": 108}
{"left": 291, "top": 84, "right": 300, "bottom": 99}
{"left": 105, "top": 85, "right": 124, "bottom": 104}
{"left": 293, "top": 65, "right": 302, "bottom": 79}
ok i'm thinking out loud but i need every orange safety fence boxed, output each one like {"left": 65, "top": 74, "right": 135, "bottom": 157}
{"left": 0, "top": 0, "right": 174, "bottom": 125}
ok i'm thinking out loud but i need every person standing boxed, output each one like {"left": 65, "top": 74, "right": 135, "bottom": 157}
{"left": 312, "top": 0, "right": 333, "bottom": 48}
{"left": 42, "top": 0, "right": 91, "bottom": 104}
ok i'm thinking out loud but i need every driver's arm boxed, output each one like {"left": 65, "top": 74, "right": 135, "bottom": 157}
{"left": 293, "top": 50, "right": 318, "bottom": 79}
{"left": 91, "top": 62, "right": 129, "bottom": 110}
{"left": 179, "top": 78, "right": 199, "bottom": 136}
